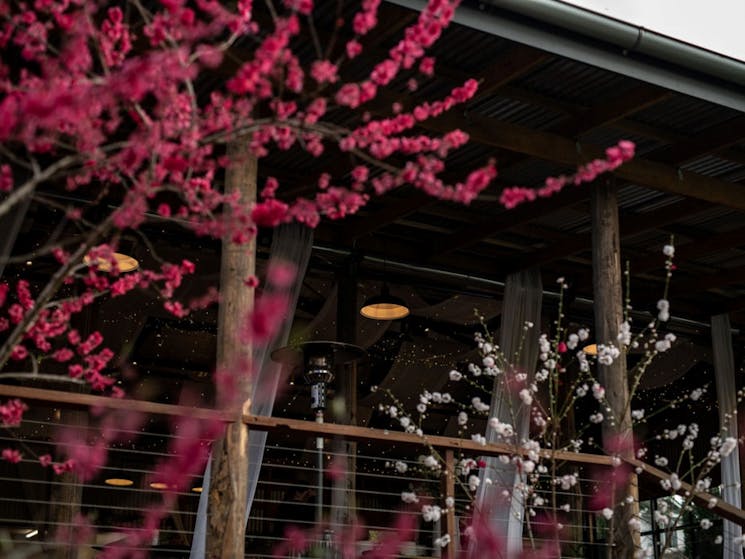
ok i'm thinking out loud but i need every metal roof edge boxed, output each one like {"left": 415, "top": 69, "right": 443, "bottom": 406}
{"left": 385, "top": 0, "right": 745, "bottom": 111}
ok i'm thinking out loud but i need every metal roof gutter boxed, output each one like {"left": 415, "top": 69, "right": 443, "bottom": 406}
{"left": 385, "top": 0, "right": 745, "bottom": 111}
{"left": 489, "top": 0, "right": 745, "bottom": 88}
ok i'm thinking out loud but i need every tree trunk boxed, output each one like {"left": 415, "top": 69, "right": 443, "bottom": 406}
{"left": 206, "top": 142, "right": 257, "bottom": 558}
{"left": 591, "top": 180, "right": 639, "bottom": 559}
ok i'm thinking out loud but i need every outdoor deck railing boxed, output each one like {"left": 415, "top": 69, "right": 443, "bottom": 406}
{"left": 0, "top": 384, "right": 742, "bottom": 558}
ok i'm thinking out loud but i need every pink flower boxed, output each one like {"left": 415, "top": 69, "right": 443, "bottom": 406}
{"left": 251, "top": 199, "right": 289, "bottom": 227}
{"left": 310, "top": 60, "right": 339, "bottom": 84}
{"left": 1, "top": 448, "right": 22, "bottom": 463}
{"left": 346, "top": 40, "right": 362, "bottom": 59}
{"left": 10, "top": 344, "right": 28, "bottom": 361}
{"left": 0, "top": 399, "right": 28, "bottom": 426}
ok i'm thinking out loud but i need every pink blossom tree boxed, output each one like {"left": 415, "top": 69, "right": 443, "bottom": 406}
{"left": 0, "top": 0, "right": 636, "bottom": 555}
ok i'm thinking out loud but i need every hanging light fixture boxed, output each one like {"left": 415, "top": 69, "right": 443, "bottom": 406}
{"left": 360, "top": 284, "right": 409, "bottom": 320}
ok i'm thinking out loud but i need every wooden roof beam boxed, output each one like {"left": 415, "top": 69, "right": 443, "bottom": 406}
{"left": 423, "top": 112, "right": 745, "bottom": 209}
{"left": 505, "top": 197, "right": 706, "bottom": 273}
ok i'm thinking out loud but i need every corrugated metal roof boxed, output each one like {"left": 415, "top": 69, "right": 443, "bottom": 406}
{"left": 515, "top": 58, "right": 635, "bottom": 105}
{"left": 633, "top": 96, "right": 741, "bottom": 135}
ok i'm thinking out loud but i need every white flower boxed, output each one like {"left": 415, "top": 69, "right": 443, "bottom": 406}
{"left": 522, "top": 460, "right": 535, "bottom": 473}
{"left": 388, "top": 406, "right": 398, "bottom": 418}
{"left": 631, "top": 409, "right": 645, "bottom": 420}
{"left": 421, "top": 504, "right": 442, "bottom": 522}
{"left": 468, "top": 363, "right": 482, "bottom": 376}
{"left": 576, "top": 384, "right": 588, "bottom": 397}
{"left": 602, "top": 508, "right": 614, "bottom": 520}
{"left": 657, "top": 299, "right": 670, "bottom": 322}
{"left": 417, "top": 403, "right": 427, "bottom": 413}
{"left": 395, "top": 461, "right": 408, "bottom": 473}
{"left": 589, "top": 413, "right": 604, "bottom": 424}
{"left": 663, "top": 244, "right": 675, "bottom": 257}
{"left": 538, "top": 334, "right": 551, "bottom": 354}
{"left": 468, "top": 475, "right": 480, "bottom": 491}
{"left": 445, "top": 496, "right": 454, "bottom": 508}
{"left": 559, "top": 474, "right": 577, "bottom": 490}
{"left": 434, "top": 534, "right": 451, "bottom": 548}
{"left": 458, "top": 411, "right": 468, "bottom": 426}
{"left": 578, "top": 328, "right": 590, "bottom": 341}
{"left": 567, "top": 333, "right": 579, "bottom": 350}
{"left": 482, "top": 356, "right": 495, "bottom": 368}
{"left": 471, "top": 433, "right": 486, "bottom": 446}
{"left": 597, "top": 343, "right": 620, "bottom": 365}
{"left": 654, "top": 456, "right": 668, "bottom": 467}
{"left": 442, "top": 393, "right": 453, "bottom": 404}
{"left": 720, "top": 437, "right": 738, "bottom": 457}
{"left": 690, "top": 388, "right": 703, "bottom": 401}
{"left": 628, "top": 517, "right": 641, "bottom": 531}
{"left": 401, "top": 491, "right": 418, "bottom": 503}
{"left": 519, "top": 389, "right": 533, "bottom": 406}
{"left": 618, "top": 321, "right": 631, "bottom": 346}
{"left": 669, "top": 473, "right": 681, "bottom": 491}
{"left": 400, "top": 416, "right": 410, "bottom": 428}
{"left": 700, "top": 519, "right": 712, "bottom": 529}
{"left": 715, "top": 535, "right": 723, "bottom": 544}
{"left": 592, "top": 383, "right": 605, "bottom": 400}
{"left": 655, "top": 339, "right": 671, "bottom": 352}
{"left": 472, "top": 397, "right": 490, "bottom": 412}
{"left": 708, "top": 497, "right": 718, "bottom": 509}
{"left": 423, "top": 455, "right": 439, "bottom": 469}
{"left": 449, "top": 370, "right": 462, "bottom": 381}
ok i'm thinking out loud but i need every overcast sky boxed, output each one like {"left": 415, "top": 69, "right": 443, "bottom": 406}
{"left": 560, "top": 0, "right": 745, "bottom": 62}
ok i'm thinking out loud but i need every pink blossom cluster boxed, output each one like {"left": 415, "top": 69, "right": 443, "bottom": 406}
{"left": 499, "top": 140, "right": 636, "bottom": 209}
{"left": 0, "top": 398, "right": 27, "bottom": 426}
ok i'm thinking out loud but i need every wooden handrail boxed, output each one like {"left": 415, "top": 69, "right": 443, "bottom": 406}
{"left": 625, "top": 457, "right": 745, "bottom": 527}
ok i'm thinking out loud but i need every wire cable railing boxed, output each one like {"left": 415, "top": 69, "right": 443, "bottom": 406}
{"left": 0, "top": 384, "right": 742, "bottom": 558}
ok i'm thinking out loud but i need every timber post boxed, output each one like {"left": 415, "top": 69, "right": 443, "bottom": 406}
{"left": 591, "top": 179, "right": 640, "bottom": 558}
{"left": 206, "top": 141, "right": 257, "bottom": 558}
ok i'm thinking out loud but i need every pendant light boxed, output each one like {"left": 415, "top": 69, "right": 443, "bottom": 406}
{"left": 360, "top": 284, "right": 409, "bottom": 320}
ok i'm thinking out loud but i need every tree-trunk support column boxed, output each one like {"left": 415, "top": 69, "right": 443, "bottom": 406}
{"left": 206, "top": 142, "right": 257, "bottom": 559}
{"left": 591, "top": 180, "right": 639, "bottom": 559}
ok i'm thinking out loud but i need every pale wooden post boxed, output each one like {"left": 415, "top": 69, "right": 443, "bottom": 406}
{"left": 206, "top": 142, "right": 257, "bottom": 558}
{"left": 591, "top": 179, "right": 639, "bottom": 558}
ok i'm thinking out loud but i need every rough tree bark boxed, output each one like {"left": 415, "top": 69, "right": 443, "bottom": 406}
{"left": 591, "top": 179, "right": 640, "bottom": 559}
{"left": 206, "top": 142, "right": 257, "bottom": 558}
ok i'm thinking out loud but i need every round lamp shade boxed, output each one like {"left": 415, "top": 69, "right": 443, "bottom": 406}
{"left": 360, "top": 285, "right": 409, "bottom": 320}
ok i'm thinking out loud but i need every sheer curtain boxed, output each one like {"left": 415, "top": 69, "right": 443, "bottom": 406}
{"left": 190, "top": 223, "right": 314, "bottom": 558}
{"left": 711, "top": 314, "right": 743, "bottom": 559}
{"left": 474, "top": 268, "right": 542, "bottom": 557}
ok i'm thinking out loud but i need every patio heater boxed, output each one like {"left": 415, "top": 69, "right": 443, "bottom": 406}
{"left": 271, "top": 341, "right": 367, "bottom": 526}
